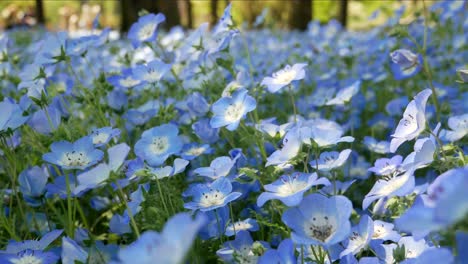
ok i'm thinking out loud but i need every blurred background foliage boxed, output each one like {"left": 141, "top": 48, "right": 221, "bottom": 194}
{"left": 0, "top": 0, "right": 428, "bottom": 32}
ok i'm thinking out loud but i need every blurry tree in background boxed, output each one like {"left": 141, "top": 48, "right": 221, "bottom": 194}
{"left": 0, "top": 0, "right": 426, "bottom": 32}
{"left": 339, "top": 0, "right": 349, "bottom": 28}
{"left": 35, "top": 0, "right": 45, "bottom": 25}
{"left": 289, "top": 0, "right": 312, "bottom": 30}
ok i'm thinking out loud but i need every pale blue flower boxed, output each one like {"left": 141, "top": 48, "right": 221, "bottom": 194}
{"left": 390, "top": 89, "right": 432, "bottom": 153}
{"left": 261, "top": 63, "right": 307, "bottom": 93}
{"left": 210, "top": 89, "right": 256, "bottom": 131}
{"left": 134, "top": 124, "right": 183, "bottom": 167}
{"left": 282, "top": 194, "right": 352, "bottom": 246}
{"left": 257, "top": 172, "right": 330, "bottom": 207}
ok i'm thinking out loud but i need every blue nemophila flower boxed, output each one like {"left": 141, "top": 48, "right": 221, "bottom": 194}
{"left": 132, "top": 59, "right": 171, "bottom": 83}
{"left": 401, "top": 127, "right": 438, "bottom": 171}
{"left": 210, "top": 89, "right": 256, "bottom": 131}
{"left": 28, "top": 105, "right": 61, "bottom": 135}
{"left": 340, "top": 215, "right": 373, "bottom": 258}
{"left": 282, "top": 194, "right": 352, "bottom": 246}
{"left": 3, "top": 229, "right": 63, "bottom": 254}
{"left": 89, "top": 126, "right": 120, "bottom": 147}
{"left": 261, "top": 63, "right": 307, "bottom": 93}
{"left": 134, "top": 124, "right": 183, "bottom": 167}
{"left": 184, "top": 177, "right": 242, "bottom": 212}
{"left": 363, "top": 136, "right": 390, "bottom": 154}
{"left": 266, "top": 128, "right": 302, "bottom": 168}
{"left": 457, "top": 69, "right": 468, "bottom": 83}
{"left": 374, "top": 236, "right": 436, "bottom": 264}
{"left": 440, "top": 113, "right": 468, "bottom": 142}
{"left": 0, "top": 99, "right": 28, "bottom": 133}
{"left": 390, "top": 89, "right": 432, "bottom": 153}
{"left": 257, "top": 172, "right": 330, "bottom": 207}
{"left": 181, "top": 143, "right": 212, "bottom": 160}
{"left": 43, "top": 136, "right": 104, "bottom": 170}
{"left": 371, "top": 220, "right": 400, "bottom": 243}
{"left": 107, "top": 68, "right": 144, "bottom": 90}
{"left": 326, "top": 80, "right": 361, "bottom": 106}
{"left": 117, "top": 213, "right": 205, "bottom": 264}
{"left": 363, "top": 168, "right": 415, "bottom": 210}
{"left": 217, "top": 230, "right": 269, "bottom": 263}
{"left": 62, "top": 236, "right": 88, "bottom": 264}
{"left": 258, "top": 238, "right": 295, "bottom": 264}
{"left": 192, "top": 118, "right": 220, "bottom": 143}
{"left": 193, "top": 156, "right": 237, "bottom": 179}
{"left": 0, "top": 250, "right": 59, "bottom": 264}
{"left": 396, "top": 167, "right": 468, "bottom": 238}
{"left": 306, "top": 118, "right": 354, "bottom": 148}
{"left": 128, "top": 13, "right": 166, "bottom": 48}
{"left": 197, "top": 206, "right": 230, "bottom": 240}
{"left": 368, "top": 156, "right": 403, "bottom": 176}
{"left": 18, "top": 166, "right": 49, "bottom": 206}
{"left": 186, "top": 92, "right": 210, "bottom": 117}
{"left": 312, "top": 149, "right": 352, "bottom": 172}
{"left": 255, "top": 118, "right": 292, "bottom": 138}
{"left": 389, "top": 49, "right": 422, "bottom": 80}
{"left": 225, "top": 218, "right": 259, "bottom": 237}
{"left": 148, "top": 158, "right": 189, "bottom": 180}
{"left": 74, "top": 143, "right": 130, "bottom": 196}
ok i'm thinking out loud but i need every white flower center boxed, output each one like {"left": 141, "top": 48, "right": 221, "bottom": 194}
{"left": 225, "top": 103, "right": 244, "bottom": 122}
{"left": 144, "top": 68, "right": 163, "bottom": 82}
{"left": 373, "top": 225, "right": 385, "bottom": 239}
{"left": 276, "top": 176, "right": 308, "bottom": 196}
{"left": 119, "top": 76, "right": 140, "bottom": 88}
{"left": 199, "top": 190, "right": 226, "bottom": 207}
{"left": 186, "top": 147, "right": 206, "bottom": 156}
{"left": 304, "top": 214, "right": 337, "bottom": 242}
{"left": 272, "top": 66, "right": 296, "bottom": 84}
{"left": 234, "top": 246, "right": 258, "bottom": 264}
{"left": 138, "top": 23, "right": 157, "bottom": 40}
{"left": 10, "top": 255, "right": 42, "bottom": 264}
{"left": 150, "top": 136, "right": 169, "bottom": 154}
{"left": 61, "top": 151, "right": 90, "bottom": 167}
{"left": 92, "top": 131, "right": 110, "bottom": 145}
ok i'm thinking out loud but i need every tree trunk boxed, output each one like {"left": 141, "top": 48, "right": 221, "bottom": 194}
{"left": 35, "top": 0, "right": 45, "bottom": 25}
{"left": 120, "top": 0, "right": 159, "bottom": 32}
{"left": 338, "top": 0, "right": 348, "bottom": 28}
{"left": 157, "top": 0, "right": 180, "bottom": 30}
{"left": 178, "top": 0, "right": 193, "bottom": 29}
{"left": 288, "top": 0, "right": 312, "bottom": 30}
{"left": 210, "top": 0, "right": 218, "bottom": 28}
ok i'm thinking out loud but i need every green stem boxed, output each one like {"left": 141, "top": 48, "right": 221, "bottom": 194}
{"left": 288, "top": 84, "right": 297, "bottom": 123}
{"left": 115, "top": 181, "right": 140, "bottom": 238}
{"left": 215, "top": 209, "right": 224, "bottom": 243}
{"left": 64, "top": 172, "right": 74, "bottom": 238}
{"left": 155, "top": 177, "right": 170, "bottom": 216}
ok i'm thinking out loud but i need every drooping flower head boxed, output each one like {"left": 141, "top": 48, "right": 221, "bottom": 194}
{"left": 282, "top": 194, "right": 352, "bottom": 246}
{"left": 390, "top": 89, "right": 432, "bottom": 153}
{"left": 389, "top": 49, "right": 423, "bottom": 80}
{"left": 134, "top": 124, "right": 183, "bottom": 167}
{"left": 261, "top": 63, "right": 307, "bottom": 93}
{"left": 210, "top": 89, "right": 256, "bottom": 131}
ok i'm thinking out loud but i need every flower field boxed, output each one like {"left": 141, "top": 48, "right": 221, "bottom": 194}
{"left": 0, "top": 1, "right": 467, "bottom": 263}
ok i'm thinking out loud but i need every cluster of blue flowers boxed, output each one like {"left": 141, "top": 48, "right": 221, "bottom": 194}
{"left": 0, "top": 1, "right": 467, "bottom": 263}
